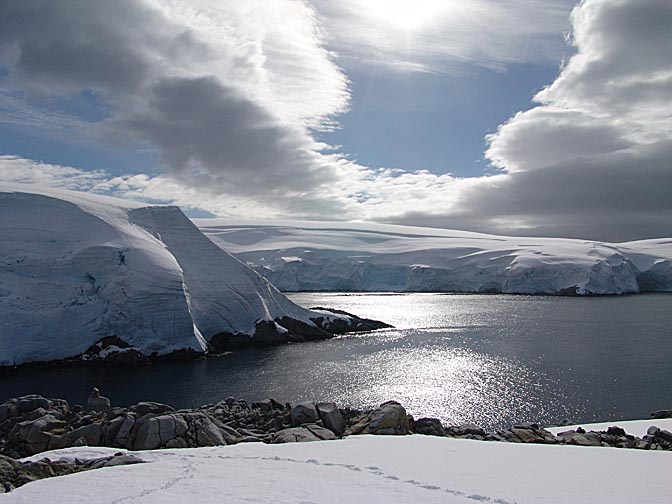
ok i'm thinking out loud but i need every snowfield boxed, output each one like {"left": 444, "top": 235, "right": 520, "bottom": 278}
{"left": 195, "top": 219, "right": 672, "bottom": 295}
{"left": 0, "top": 184, "right": 364, "bottom": 366}
{"left": 4, "top": 422, "right": 672, "bottom": 504}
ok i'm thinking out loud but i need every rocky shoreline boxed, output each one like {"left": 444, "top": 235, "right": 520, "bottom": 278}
{"left": 0, "top": 308, "right": 392, "bottom": 371}
{"left": 1, "top": 394, "right": 671, "bottom": 492}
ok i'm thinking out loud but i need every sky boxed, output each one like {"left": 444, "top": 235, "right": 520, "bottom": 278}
{"left": 0, "top": 0, "right": 670, "bottom": 242}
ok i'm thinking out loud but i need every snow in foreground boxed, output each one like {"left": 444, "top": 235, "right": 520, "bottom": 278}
{"left": 5, "top": 422, "right": 672, "bottom": 504}
{"left": 195, "top": 218, "right": 672, "bottom": 295}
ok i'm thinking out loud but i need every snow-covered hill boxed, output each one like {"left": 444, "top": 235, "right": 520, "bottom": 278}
{"left": 6, "top": 425, "right": 672, "bottom": 503}
{"left": 195, "top": 219, "right": 672, "bottom": 295}
{"left": 0, "top": 184, "right": 384, "bottom": 367}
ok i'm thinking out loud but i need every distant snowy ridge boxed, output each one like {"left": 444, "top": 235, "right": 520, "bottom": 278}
{"left": 195, "top": 219, "right": 672, "bottom": 295}
{"left": 0, "top": 184, "right": 385, "bottom": 367}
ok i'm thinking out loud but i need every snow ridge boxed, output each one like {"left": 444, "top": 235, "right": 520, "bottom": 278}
{"left": 0, "top": 184, "right": 331, "bottom": 366}
{"left": 195, "top": 219, "right": 672, "bottom": 295}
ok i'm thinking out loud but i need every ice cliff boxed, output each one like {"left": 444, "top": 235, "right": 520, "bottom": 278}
{"left": 0, "top": 184, "right": 384, "bottom": 367}
{"left": 195, "top": 219, "right": 672, "bottom": 295}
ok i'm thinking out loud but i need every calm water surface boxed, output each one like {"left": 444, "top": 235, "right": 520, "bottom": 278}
{"left": 1, "top": 293, "right": 670, "bottom": 430}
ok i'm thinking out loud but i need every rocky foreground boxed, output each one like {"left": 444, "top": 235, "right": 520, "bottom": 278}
{"left": 1, "top": 394, "right": 671, "bottom": 493}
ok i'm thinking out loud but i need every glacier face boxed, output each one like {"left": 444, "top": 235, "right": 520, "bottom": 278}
{"left": 0, "top": 184, "right": 339, "bottom": 366}
{"left": 195, "top": 219, "right": 672, "bottom": 295}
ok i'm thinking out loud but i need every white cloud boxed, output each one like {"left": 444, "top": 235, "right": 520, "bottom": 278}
{"left": 312, "top": 0, "right": 575, "bottom": 73}
{"left": 1, "top": 0, "right": 671, "bottom": 242}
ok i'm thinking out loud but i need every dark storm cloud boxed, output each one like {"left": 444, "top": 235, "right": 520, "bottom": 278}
{"left": 387, "top": 0, "right": 672, "bottom": 242}
{"left": 0, "top": 0, "right": 193, "bottom": 95}
{"left": 114, "top": 76, "right": 336, "bottom": 195}
{"left": 0, "top": 0, "right": 344, "bottom": 204}
{"left": 393, "top": 140, "right": 672, "bottom": 242}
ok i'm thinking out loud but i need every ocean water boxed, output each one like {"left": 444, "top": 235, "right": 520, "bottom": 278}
{"left": 1, "top": 293, "right": 670, "bottom": 430}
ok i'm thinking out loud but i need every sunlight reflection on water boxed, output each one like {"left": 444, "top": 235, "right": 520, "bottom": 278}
{"left": 1, "top": 293, "right": 669, "bottom": 430}
{"left": 298, "top": 327, "right": 570, "bottom": 429}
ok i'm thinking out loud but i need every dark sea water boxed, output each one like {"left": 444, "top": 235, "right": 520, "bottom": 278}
{"left": 1, "top": 293, "right": 670, "bottom": 430}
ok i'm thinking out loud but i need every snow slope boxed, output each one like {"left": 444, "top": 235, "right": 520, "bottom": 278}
{"left": 0, "top": 184, "right": 347, "bottom": 366}
{"left": 195, "top": 219, "right": 672, "bottom": 295}
{"left": 5, "top": 427, "right": 672, "bottom": 503}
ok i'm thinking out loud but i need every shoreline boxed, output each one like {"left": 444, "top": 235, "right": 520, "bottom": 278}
{"left": 2, "top": 394, "right": 670, "bottom": 460}
{"left": 2, "top": 394, "right": 670, "bottom": 495}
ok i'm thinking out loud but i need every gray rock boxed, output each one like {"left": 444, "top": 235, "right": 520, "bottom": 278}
{"left": 316, "top": 402, "right": 346, "bottom": 435}
{"left": 165, "top": 437, "right": 189, "bottom": 449}
{"left": 130, "top": 402, "right": 174, "bottom": 418}
{"left": 510, "top": 428, "right": 543, "bottom": 443}
{"left": 272, "top": 425, "right": 336, "bottom": 443}
{"left": 650, "top": 409, "right": 672, "bottom": 419}
{"left": 113, "top": 415, "right": 136, "bottom": 448}
{"left": 513, "top": 422, "right": 539, "bottom": 430}
{"left": 68, "top": 423, "right": 103, "bottom": 446}
{"left": 656, "top": 428, "right": 672, "bottom": 443}
{"left": 132, "top": 414, "right": 187, "bottom": 450}
{"left": 236, "top": 435, "right": 264, "bottom": 443}
{"left": 347, "top": 401, "right": 410, "bottom": 435}
{"left": 22, "top": 408, "right": 48, "bottom": 421}
{"left": 291, "top": 402, "right": 319, "bottom": 426}
{"left": 556, "top": 431, "right": 601, "bottom": 446}
{"left": 46, "top": 433, "right": 72, "bottom": 451}
{"left": 17, "top": 396, "right": 50, "bottom": 414}
{"left": 414, "top": 418, "right": 446, "bottom": 437}
{"left": 0, "top": 455, "right": 18, "bottom": 480}
{"left": 447, "top": 424, "right": 486, "bottom": 437}
{"left": 0, "top": 403, "right": 18, "bottom": 422}
{"left": 8, "top": 414, "right": 68, "bottom": 455}
{"left": 258, "top": 399, "right": 273, "bottom": 412}
{"left": 103, "top": 415, "right": 126, "bottom": 444}
{"left": 195, "top": 419, "right": 225, "bottom": 447}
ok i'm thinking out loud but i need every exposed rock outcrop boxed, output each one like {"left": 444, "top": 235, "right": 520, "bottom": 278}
{"left": 1, "top": 394, "right": 670, "bottom": 463}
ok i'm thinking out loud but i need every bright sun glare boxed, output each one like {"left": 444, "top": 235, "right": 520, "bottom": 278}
{"left": 365, "top": 0, "right": 444, "bottom": 31}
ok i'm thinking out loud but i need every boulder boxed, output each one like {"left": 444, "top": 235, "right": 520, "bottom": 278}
{"left": 315, "top": 402, "right": 346, "bottom": 435}
{"left": 347, "top": 401, "right": 410, "bottom": 435}
{"left": 17, "top": 396, "right": 50, "bottom": 415}
{"left": 650, "top": 409, "right": 672, "bottom": 419}
{"left": 0, "top": 455, "right": 18, "bottom": 480}
{"left": 132, "top": 414, "right": 188, "bottom": 450}
{"left": 414, "top": 418, "right": 445, "bottom": 437}
{"left": 112, "top": 415, "right": 136, "bottom": 448}
{"left": 194, "top": 418, "right": 225, "bottom": 447}
{"left": 7, "top": 414, "right": 68, "bottom": 455}
{"left": 68, "top": 423, "right": 103, "bottom": 446}
{"left": 290, "top": 402, "right": 319, "bottom": 426}
{"left": 130, "top": 402, "right": 174, "bottom": 418}
{"left": 446, "top": 424, "right": 486, "bottom": 437}
{"left": 509, "top": 428, "right": 544, "bottom": 443}
{"left": 272, "top": 425, "right": 336, "bottom": 443}
{"left": 0, "top": 403, "right": 18, "bottom": 423}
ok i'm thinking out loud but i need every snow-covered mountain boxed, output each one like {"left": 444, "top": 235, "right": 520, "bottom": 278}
{"left": 195, "top": 219, "right": 672, "bottom": 295}
{"left": 0, "top": 184, "right": 384, "bottom": 367}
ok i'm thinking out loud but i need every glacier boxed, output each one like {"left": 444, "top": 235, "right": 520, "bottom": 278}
{"left": 195, "top": 219, "right": 672, "bottom": 295}
{"left": 0, "top": 184, "right": 385, "bottom": 367}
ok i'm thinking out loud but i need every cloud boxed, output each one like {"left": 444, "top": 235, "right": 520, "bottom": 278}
{"left": 1, "top": 0, "right": 671, "bottom": 242}
{"left": 312, "top": 0, "right": 575, "bottom": 73}
{"left": 0, "top": 0, "right": 350, "bottom": 207}
{"left": 340, "top": 0, "right": 672, "bottom": 242}
{"left": 0, "top": 155, "right": 108, "bottom": 190}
